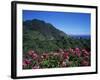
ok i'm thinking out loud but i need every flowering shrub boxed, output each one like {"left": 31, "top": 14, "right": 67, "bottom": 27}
{"left": 23, "top": 48, "right": 90, "bottom": 69}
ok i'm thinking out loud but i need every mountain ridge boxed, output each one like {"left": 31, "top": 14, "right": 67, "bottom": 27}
{"left": 23, "top": 19, "right": 68, "bottom": 40}
{"left": 23, "top": 19, "right": 90, "bottom": 54}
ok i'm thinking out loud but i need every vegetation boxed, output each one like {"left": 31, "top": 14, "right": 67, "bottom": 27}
{"left": 23, "top": 48, "right": 90, "bottom": 69}
{"left": 23, "top": 19, "right": 91, "bottom": 69}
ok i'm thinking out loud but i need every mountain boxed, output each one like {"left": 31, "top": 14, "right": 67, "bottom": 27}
{"left": 23, "top": 19, "right": 90, "bottom": 54}
{"left": 23, "top": 19, "right": 68, "bottom": 40}
{"left": 70, "top": 35, "right": 90, "bottom": 39}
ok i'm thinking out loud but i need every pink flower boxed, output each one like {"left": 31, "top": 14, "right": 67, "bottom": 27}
{"left": 81, "top": 60, "right": 89, "bottom": 66}
{"left": 83, "top": 56, "right": 89, "bottom": 61}
{"left": 84, "top": 51, "right": 89, "bottom": 56}
{"left": 28, "top": 50, "right": 35, "bottom": 56}
{"left": 74, "top": 48, "right": 81, "bottom": 57}
{"left": 76, "top": 51, "right": 81, "bottom": 57}
{"left": 63, "top": 52, "right": 69, "bottom": 59}
{"left": 61, "top": 61, "right": 67, "bottom": 67}
{"left": 82, "top": 49, "right": 86, "bottom": 52}
{"left": 41, "top": 53, "right": 48, "bottom": 59}
{"left": 82, "top": 49, "right": 90, "bottom": 56}
{"left": 75, "top": 48, "right": 80, "bottom": 51}
{"left": 69, "top": 48, "right": 75, "bottom": 56}
{"left": 32, "top": 53, "right": 38, "bottom": 59}
{"left": 23, "top": 61, "right": 27, "bottom": 68}
{"left": 59, "top": 48, "right": 63, "bottom": 52}
{"left": 24, "top": 59, "right": 31, "bottom": 65}
{"left": 69, "top": 48, "right": 74, "bottom": 53}
{"left": 32, "top": 65, "right": 40, "bottom": 69}
{"left": 53, "top": 52, "right": 60, "bottom": 56}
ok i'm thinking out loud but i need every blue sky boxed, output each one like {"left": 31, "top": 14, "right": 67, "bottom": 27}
{"left": 23, "top": 10, "right": 91, "bottom": 35}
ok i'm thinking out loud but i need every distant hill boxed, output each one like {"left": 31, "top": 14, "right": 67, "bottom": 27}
{"left": 23, "top": 19, "right": 68, "bottom": 41}
{"left": 70, "top": 35, "right": 90, "bottom": 39}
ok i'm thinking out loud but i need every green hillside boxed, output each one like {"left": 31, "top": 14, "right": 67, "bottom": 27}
{"left": 23, "top": 19, "right": 90, "bottom": 54}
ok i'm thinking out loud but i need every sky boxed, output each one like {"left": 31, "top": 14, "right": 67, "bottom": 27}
{"left": 23, "top": 10, "right": 91, "bottom": 35}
